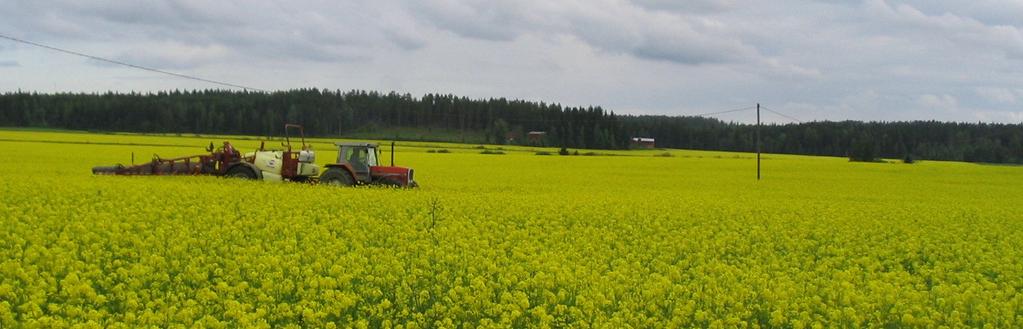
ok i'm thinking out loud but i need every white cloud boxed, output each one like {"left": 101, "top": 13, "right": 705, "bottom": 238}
{"left": 917, "top": 94, "right": 959, "bottom": 112}
{"left": 975, "top": 87, "right": 1017, "bottom": 104}
{"left": 973, "top": 111, "right": 1023, "bottom": 123}
{"left": 108, "top": 42, "right": 231, "bottom": 70}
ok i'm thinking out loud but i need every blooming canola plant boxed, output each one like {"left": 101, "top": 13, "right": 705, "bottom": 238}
{"left": 0, "top": 129, "right": 1021, "bottom": 328}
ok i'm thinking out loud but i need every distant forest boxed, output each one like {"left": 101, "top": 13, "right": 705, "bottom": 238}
{"left": 1, "top": 89, "right": 1021, "bottom": 164}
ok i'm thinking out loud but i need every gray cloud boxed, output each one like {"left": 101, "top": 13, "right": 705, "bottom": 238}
{"left": 408, "top": 0, "right": 764, "bottom": 65}
{"left": 1, "top": 0, "right": 426, "bottom": 66}
{"left": 629, "top": 0, "right": 737, "bottom": 13}
{"left": 865, "top": 0, "right": 1023, "bottom": 59}
{"left": 409, "top": 1, "right": 528, "bottom": 41}
{"left": 0, "top": 0, "right": 1021, "bottom": 123}
{"left": 887, "top": 0, "right": 1023, "bottom": 27}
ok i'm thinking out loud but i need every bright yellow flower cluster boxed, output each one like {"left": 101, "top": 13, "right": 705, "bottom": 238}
{"left": 0, "top": 130, "right": 1021, "bottom": 328}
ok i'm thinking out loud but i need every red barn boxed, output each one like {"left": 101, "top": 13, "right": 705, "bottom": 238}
{"left": 527, "top": 131, "right": 547, "bottom": 145}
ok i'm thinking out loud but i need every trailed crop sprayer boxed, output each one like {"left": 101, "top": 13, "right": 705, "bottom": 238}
{"left": 91, "top": 124, "right": 418, "bottom": 187}
{"left": 92, "top": 124, "right": 319, "bottom": 182}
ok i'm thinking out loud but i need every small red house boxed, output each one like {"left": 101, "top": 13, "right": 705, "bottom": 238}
{"left": 504, "top": 131, "right": 521, "bottom": 144}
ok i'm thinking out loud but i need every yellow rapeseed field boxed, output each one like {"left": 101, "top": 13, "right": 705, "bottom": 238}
{"left": 0, "top": 129, "right": 1021, "bottom": 328}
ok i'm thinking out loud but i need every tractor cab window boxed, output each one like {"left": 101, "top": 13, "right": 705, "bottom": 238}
{"left": 342, "top": 146, "right": 377, "bottom": 170}
{"left": 342, "top": 147, "right": 361, "bottom": 164}
{"left": 365, "top": 148, "right": 378, "bottom": 166}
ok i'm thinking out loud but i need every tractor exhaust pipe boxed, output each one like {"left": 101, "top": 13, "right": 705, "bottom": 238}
{"left": 390, "top": 141, "right": 395, "bottom": 166}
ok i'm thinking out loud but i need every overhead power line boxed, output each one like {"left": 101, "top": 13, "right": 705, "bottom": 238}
{"left": 692, "top": 106, "right": 756, "bottom": 118}
{"left": 760, "top": 106, "right": 804, "bottom": 123}
{"left": 0, "top": 33, "right": 267, "bottom": 92}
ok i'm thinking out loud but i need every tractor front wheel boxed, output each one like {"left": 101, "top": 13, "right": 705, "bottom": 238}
{"left": 320, "top": 168, "right": 355, "bottom": 186}
{"left": 226, "top": 165, "right": 258, "bottom": 180}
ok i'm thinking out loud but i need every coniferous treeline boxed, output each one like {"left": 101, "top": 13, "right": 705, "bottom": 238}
{"left": 1, "top": 89, "right": 1021, "bottom": 163}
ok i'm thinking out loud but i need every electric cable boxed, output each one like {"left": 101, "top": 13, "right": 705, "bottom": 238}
{"left": 0, "top": 33, "right": 268, "bottom": 92}
{"left": 760, "top": 106, "right": 804, "bottom": 123}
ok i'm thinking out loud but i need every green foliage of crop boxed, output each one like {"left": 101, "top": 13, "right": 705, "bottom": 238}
{"left": 1, "top": 129, "right": 1022, "bottom": 328}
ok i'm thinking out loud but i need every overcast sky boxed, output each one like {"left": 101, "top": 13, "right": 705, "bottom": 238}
{"left": 1, "top": 0, "right": 1022, "bottom": 123}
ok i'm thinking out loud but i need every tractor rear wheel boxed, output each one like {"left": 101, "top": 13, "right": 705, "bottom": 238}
{"left": 226, "top": 165, "right": 257, "bottom": 179}
{"left": 320, "top": 168, "right": 355, "bottom": 186}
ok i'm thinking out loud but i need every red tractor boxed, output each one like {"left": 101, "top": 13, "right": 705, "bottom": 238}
{"left": 320, "top": 142, "right": 418, "bottom": 187}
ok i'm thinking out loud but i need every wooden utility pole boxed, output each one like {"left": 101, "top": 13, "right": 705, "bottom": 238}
{"left": 756, "top": 103, "right": 761, "bottom": 180}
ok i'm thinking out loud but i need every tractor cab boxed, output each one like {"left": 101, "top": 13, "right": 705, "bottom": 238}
{"left": 337, "top": 143, "right": 378, "bottom": 181}
{"left": 320, "top": 142, "right": 418, "bottom": 187}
